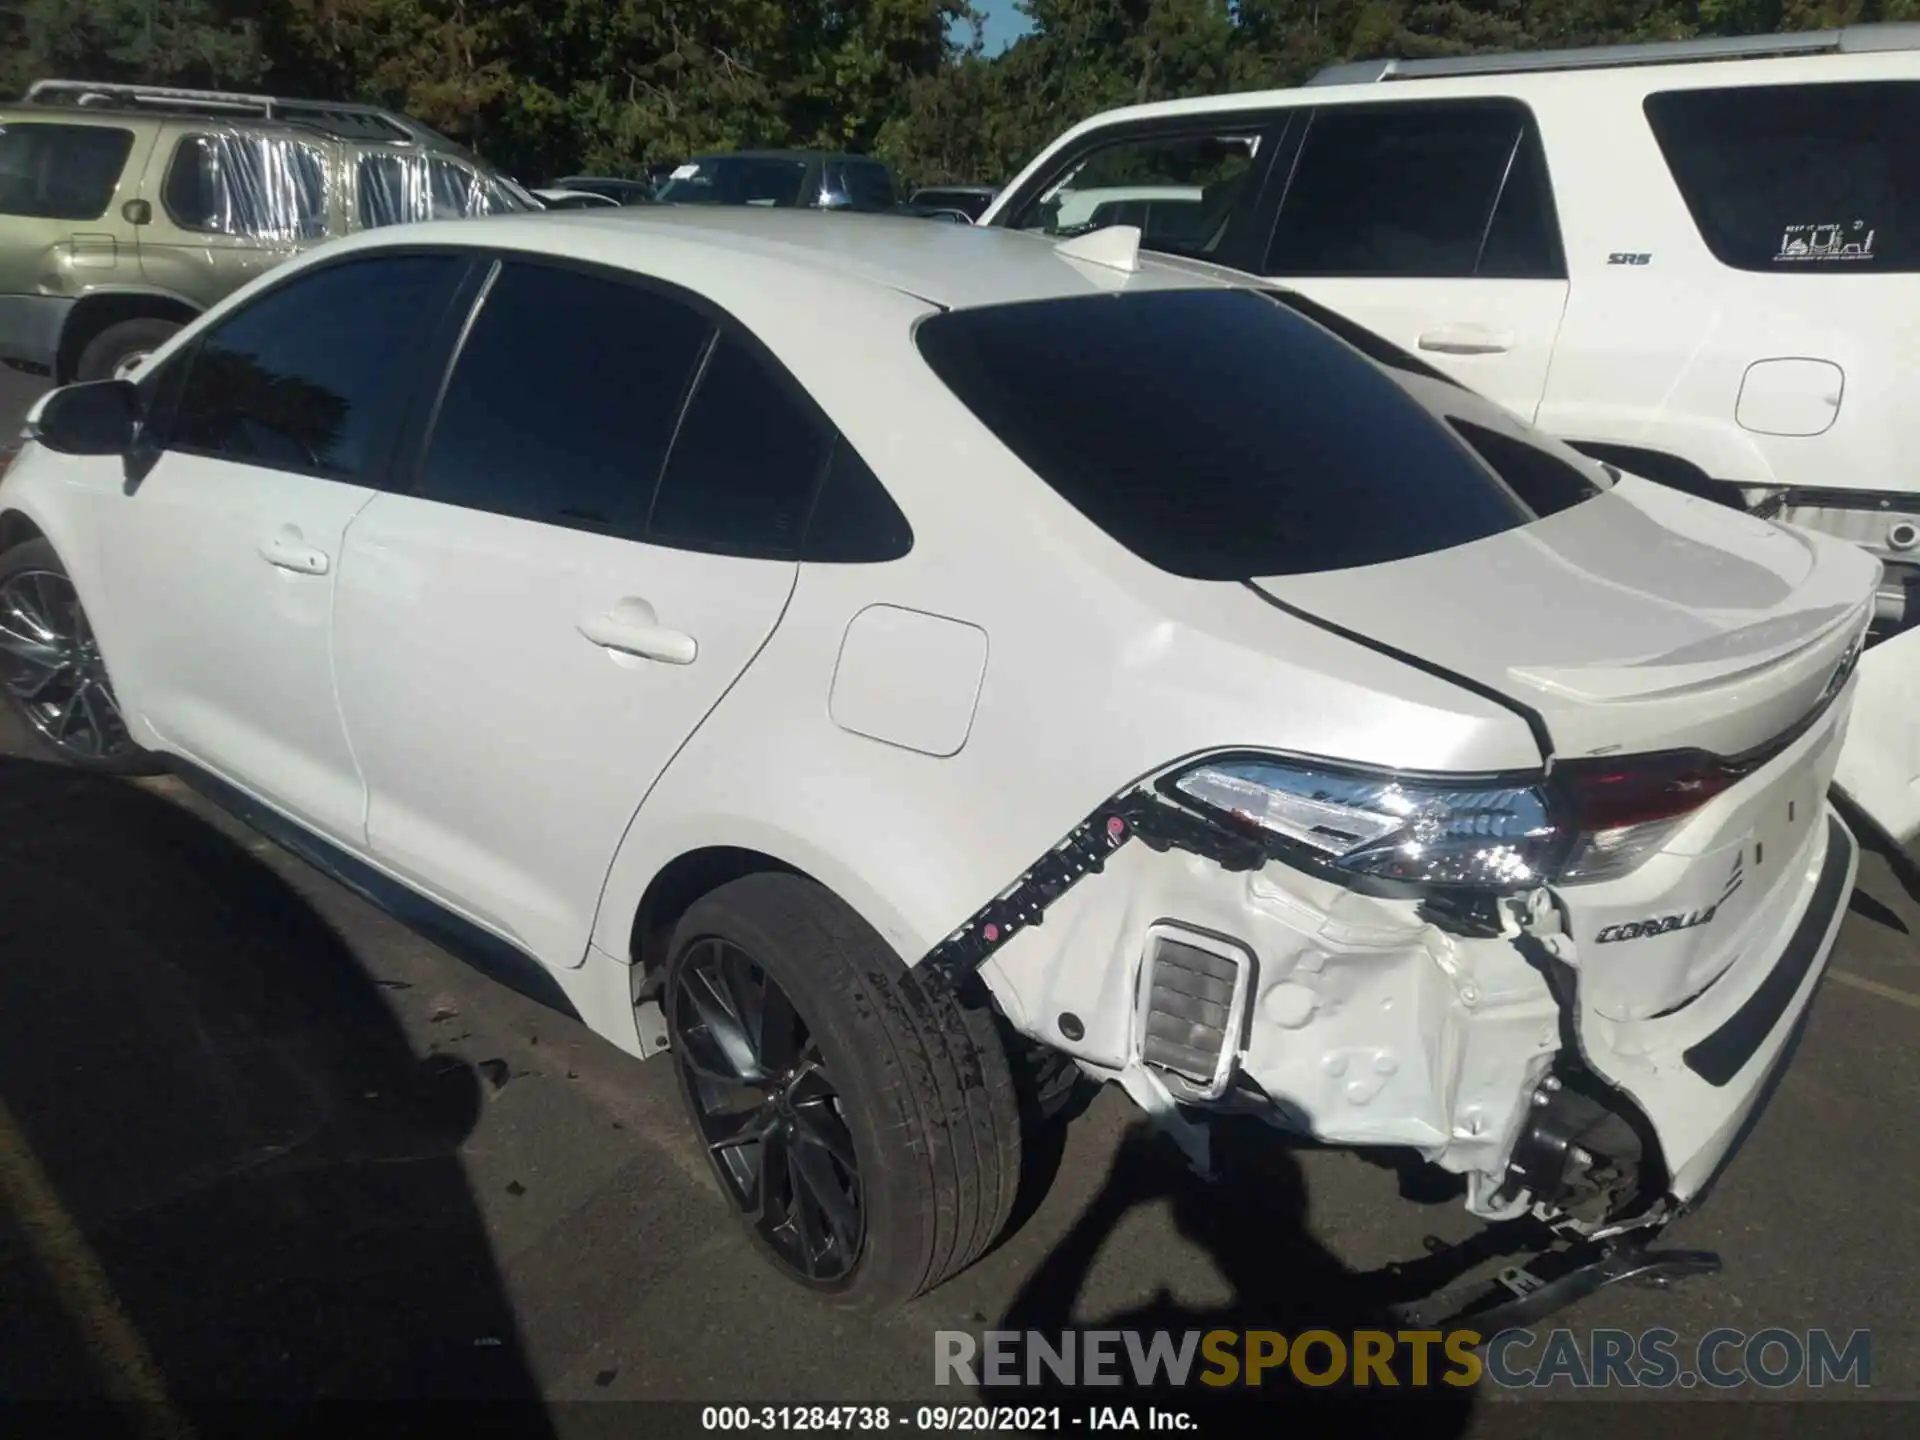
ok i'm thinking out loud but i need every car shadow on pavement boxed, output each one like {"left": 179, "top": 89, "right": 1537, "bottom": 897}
{"left": 0, "top": 757, "right": 551, "bottom": 1432}
{"left": 995, "top": 1118, "right": 1477, "bottom": 1432}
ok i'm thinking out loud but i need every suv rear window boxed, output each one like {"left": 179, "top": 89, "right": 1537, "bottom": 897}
{"left": 1645, "top": 81, "right": 1920, "bottom": 272}
{"left": 0, "top": 122, "right": 133, "bottom": 221}
{"left": 915, "top": 288, "right": 1572, "bottom": 580}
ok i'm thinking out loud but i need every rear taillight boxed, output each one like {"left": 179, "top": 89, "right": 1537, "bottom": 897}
{"left": 1553, "top": 752, "right": 1741, "bottom": 883}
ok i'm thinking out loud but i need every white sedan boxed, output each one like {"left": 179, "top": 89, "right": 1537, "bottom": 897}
{"left": 0, "top": 208, "right": 1876, "bottom": 1311}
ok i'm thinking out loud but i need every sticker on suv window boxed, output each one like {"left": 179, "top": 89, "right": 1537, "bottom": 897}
{"left": 1776, "top": 220, "right": 1876, "bottom": 263}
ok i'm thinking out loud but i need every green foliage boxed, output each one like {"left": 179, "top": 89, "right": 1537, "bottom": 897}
{"left": 7, "top": 0, "right": 1913, "bottom": 188}
{"left": 1, "top": 0, "right": 267, "bottom": 94}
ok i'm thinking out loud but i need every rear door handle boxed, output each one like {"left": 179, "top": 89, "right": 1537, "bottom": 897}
{"left": 1417, "top": 324, "right": 1514, "bottom": 356}
{"left": 258, "top": 531, "right": 330, "bottom": 575}
{"left": 577, "top": 598, "right": 697, "bottom": 665}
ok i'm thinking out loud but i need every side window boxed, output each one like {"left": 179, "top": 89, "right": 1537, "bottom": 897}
{"left": 162, "top": 134, "right": 328, "bottom": 241}
{"left": 802, "top": 438, "right": 912, "bottom": 563}
{"left": 167, "top": 254, "right": 463, "bottom": 479}
{"left": 413, "top": 261, "right": 713, "bottom": 535}
{"left": 1264, "top": 101, "right": 1558, "bottom": 279}
{"left": 356, "top": 154, "right": 409, "bottom": 228}
{"left": 1003, "top": 128, "right": 1266, "bottom": 258}
{"left": 358, "top": 153, "right": 523, "bottom": 229}
{"left": 0, "top": 123, "right": 134, "bottom": 221}
{"left": 647, "top": 334, "right": 833, "bottom": 558}
{"left": 1476, "top": 125, "right": 1564, "bottom": 280}
{"left": 1645, "top": 82, "right": 1920, "bottom": 272}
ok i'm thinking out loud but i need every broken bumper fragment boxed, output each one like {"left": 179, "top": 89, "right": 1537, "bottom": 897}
{"left": 960, "top": 779, "right": 1855, "bottom": 1240}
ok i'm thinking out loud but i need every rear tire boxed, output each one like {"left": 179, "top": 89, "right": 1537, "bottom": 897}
{"left": 75, "top": 317, "right": 182, "bottom": 382}
{"left": 0, "top": 538, "right": 160, "bottom": 774}
{"left": 664, "top": 873, "right": 1021, "bottom": 1307}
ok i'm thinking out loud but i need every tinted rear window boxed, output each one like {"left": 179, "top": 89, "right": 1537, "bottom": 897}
{"left": 914, "top": 289, "right": 1552, "bottom": 580}
{"left": 0, "top": 122, "right": 133, "bottom": 220}
{"left": 1645, "top": 82, "right": 1920, "bottom": 272}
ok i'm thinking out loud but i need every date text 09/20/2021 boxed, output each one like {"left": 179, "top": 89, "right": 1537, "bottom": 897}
{"left": 700, "top": 1406, "right": 1192, "bottom": 1432}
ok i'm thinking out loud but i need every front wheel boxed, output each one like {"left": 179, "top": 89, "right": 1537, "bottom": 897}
{"left": 0, "top": 539, "right": 159, "bottom": 773}
{"left": 664, "top": 873, "right": 1021, "bottom": 1307}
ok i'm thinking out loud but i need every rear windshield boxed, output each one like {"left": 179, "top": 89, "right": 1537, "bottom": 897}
{"left": 1645, "top": 81, "right": 1920, "bottom": 272}
{"left": 0, "top": 122, "right": 133, "bottom": 221}
{"left": 914, "top": 288, "right": 1602, "bottom": 580}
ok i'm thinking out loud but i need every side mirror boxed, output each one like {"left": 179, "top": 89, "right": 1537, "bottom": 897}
{"left": 122, "top": 198, "right": 152, "bottom": 225}
{"left": 28, "top": 379, "right": 140, "bottom": 456}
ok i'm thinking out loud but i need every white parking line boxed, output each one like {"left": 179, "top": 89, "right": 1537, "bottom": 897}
{"left": 1831, "top": 969, "right": 1920, "bottom": 1012}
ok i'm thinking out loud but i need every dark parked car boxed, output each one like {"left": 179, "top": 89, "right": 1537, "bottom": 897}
{"left": 548, "top": 175, "right": 657, "bottom": 205}
{"left": 652, "top": 151, "right": 897, "bottom": 211}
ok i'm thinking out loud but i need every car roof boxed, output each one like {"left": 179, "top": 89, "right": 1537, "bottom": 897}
{"left": 0, "top": 103, "right": 473, "bottom": 158}
{"left": 1033, "top": 46, "right": 1920, "bottom": 138}
{"left": 321, "top": 205, "right": 1253, "bottom": 312}
{"left": 0, "top": 104, "right": 320, "bottom": 141}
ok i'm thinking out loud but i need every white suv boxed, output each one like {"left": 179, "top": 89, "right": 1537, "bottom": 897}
{"left": 0, "top": 209, "right": 1874, "bottom": 1314}
{"left": 981, "top": 24, "right": 1920, "bottom": 627}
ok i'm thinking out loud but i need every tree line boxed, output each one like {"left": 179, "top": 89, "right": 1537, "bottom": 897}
{"left": 2, "top": 1, "right": 1913, "bottom": 190}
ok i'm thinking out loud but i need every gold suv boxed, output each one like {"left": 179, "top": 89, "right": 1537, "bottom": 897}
{"left": 0, "top": 79, "right": 535, "bottom": 382}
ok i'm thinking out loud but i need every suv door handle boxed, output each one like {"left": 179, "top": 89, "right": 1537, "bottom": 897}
{"left": 1417, "top": 324, "right": 1514, "bottom": 356}
{"left": 258, "top": 531, "right": 330, "bottom": 575}
{"left": 577, "top": 599, "right": 698, "bottom": 665}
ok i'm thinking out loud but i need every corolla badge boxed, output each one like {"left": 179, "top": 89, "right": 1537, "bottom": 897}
{"left": 1596, "top": 908, "right": 1719, "bottom": 943}
{"left": 1595, "top": 853, "right": 1743, "bottom": 944}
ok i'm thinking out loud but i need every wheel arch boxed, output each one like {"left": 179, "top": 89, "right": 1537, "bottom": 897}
{"left": 57, "top": 289, "right": 201, "bottom": 384}
{"left": 0, "top": 509, "right": 46, "bottom": 555}
{"left": 599, "top": 814, "right": 937, "bottom": 1004}
{"left": 625, "top": 845, "right": 805, "bottom": 991}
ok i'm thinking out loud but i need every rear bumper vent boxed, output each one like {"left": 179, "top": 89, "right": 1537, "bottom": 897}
{"left": 1136, "top": 925, "right": 1254, "bottom": 1099}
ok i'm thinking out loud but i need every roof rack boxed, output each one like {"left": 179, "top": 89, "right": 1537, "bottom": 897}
{"left": 20, "top": 79, "right": 465, "bottom": 152}
{"left": 1307, "top": 22, "right": 1920, "bottom": 86}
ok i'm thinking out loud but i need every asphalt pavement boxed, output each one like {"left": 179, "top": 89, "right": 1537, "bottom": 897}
{"left": 0, "top": 361, "right": 1914, "bottom": 1433}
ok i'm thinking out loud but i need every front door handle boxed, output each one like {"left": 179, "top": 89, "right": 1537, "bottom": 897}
{"left": 258, "top": 530, "right": 330, "bottom": 575}
{"left": 1417, "top": 323, "right": 1515, "bottom": 356}
{"left": 577, "top": 598, "right": 697, "bottom": 665}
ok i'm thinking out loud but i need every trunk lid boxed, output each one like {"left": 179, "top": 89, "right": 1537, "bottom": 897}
{"left": 1252, "top": 473, "right": 1877, "bottom": 762}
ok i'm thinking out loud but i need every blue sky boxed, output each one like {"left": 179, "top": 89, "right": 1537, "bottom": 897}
{"left": 973, "top": 1, "right": 1035, "bottom": 54}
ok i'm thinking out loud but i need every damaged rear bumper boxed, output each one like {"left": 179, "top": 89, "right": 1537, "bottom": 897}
{"left": 963, "top": 786, "right": 1856, "bottom": 1236}
{"left": 1581, "top": 806, "right": 1854, "bottom": 1207}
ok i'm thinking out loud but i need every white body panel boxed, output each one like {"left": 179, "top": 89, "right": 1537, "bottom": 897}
{"left": 330, "top": 493, "right": 799, "bottom": 970}
{"left": 1832, "top": 622, "right": 1920, "bottom": 843}
{"left": 97, "top": 451, "right": 375, "bottom": 847}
